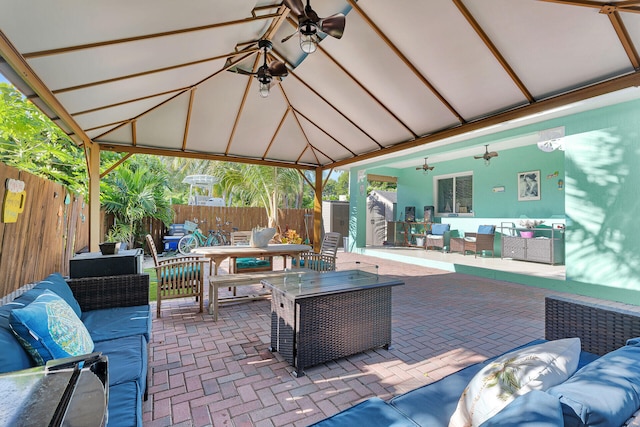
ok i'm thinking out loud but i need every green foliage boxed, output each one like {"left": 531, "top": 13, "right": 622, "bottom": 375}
{"left": 0, "top": 83, "right": 87, "bottom": 194}
{"left": 101, "top": 155, "right": 174, "bottom": 247}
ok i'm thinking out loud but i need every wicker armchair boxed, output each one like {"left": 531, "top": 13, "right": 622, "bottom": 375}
{"left": 462, "top": 225, "right": 496, "bottom": 257}
{"left": 299, "top": 232, "right": 341, "bottom": 272}
{"left": 426, "top": 223, "right": 451, "bottom": 251}
{"left": 145, "top": 234, "right": 208, "bottom": 317}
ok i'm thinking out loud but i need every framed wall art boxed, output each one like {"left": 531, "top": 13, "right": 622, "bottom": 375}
{"left": 517, "top": 170, "right": 540, "bottom": 201}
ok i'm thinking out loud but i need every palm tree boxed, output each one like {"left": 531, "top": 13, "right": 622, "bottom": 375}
{"left": 101, "top": 156, "right": 173, "bottom": 248}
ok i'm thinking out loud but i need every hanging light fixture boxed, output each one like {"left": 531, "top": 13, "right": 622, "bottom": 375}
{"left": 257, "top": 67, "right": 272, "bottom": 98}
{"left": 282, "top": 0, "right": 345, "bottom": 54}
{"left": 299, "top": 21, "right": 319, "bottom": 54}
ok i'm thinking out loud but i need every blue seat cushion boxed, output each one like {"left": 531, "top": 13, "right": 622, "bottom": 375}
{"left": 477, "top": 225, "right": 495, "bottom": 235}
{"left": 547, "top": 338, "right": 640, "bottom": 427}
{"left": 430, "top": 224, "right": 450, "bottom": 236}
{"left": 310, "top": 397, "right": 419, "bottom": 427}
{"left": 81, "top": 305, "right": 151, "bottom": 342}
{"left": 236, "top": 257, "right": 271, "bottom": 269}
{"left": 93, "top": 334, "right": 147, "bottom": 390}
{"left": 108, "top": 381, "right": 143, "bottom": 427}
{"left": 479, "top": 390, "right": 563, "bottom": 427}
{"left": 160, "top": 264, "right": 202, "bottom": 281}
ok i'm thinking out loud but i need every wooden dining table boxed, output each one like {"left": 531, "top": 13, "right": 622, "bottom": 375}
{"left": 191, "top": 243, "right": 312, "bottom": 275}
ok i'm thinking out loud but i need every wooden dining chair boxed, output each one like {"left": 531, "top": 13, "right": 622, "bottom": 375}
{"left": 298, "top": 232, "right": 341, "bottom": 272}
{"left": 145, "top": 234, "right": 208, "bottom": 317}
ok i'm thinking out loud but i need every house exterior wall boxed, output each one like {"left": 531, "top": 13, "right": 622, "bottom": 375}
{"left": 348, "top": 98, "right": 640, "bottom": 305}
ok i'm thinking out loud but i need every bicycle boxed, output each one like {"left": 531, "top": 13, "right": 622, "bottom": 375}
{"left": 177, "top": 220, "right": 222, "bottom": 255}
{"left": 214, "top": 217, "right": 238, "bottom": 246}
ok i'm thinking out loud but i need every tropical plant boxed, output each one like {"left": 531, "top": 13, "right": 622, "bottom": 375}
{"left": 101, "top": 156, "right": 174, "bottom": 248}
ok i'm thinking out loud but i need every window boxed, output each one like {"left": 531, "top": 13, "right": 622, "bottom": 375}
{"left": 434, "top": 172, "right": 473, "bottom": 217}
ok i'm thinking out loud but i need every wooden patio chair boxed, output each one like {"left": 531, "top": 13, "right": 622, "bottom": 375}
{"left": 298, "top": 231, "right": 341, "bottom": 271}
{"left": 229, "top": 231, "right": 273, "bottom": 274}
{"left": 462, "top": 225, "right": 496, "bottom": 257}
{"left": 145, "top": 234, "right": 208, "bottom": 317}
{"left": 426, "top": 223, "right": 451, "bottom": 251}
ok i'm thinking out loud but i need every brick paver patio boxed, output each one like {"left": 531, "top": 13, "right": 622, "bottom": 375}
{"left": 143, "top": 252, "right": 566, "bottom": 426}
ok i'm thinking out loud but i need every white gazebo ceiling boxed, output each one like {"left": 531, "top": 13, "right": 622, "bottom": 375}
{"left": 1, "top": 0, "right": 639, "bottom": 171}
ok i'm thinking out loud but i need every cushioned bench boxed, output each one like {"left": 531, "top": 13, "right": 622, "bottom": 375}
{"left": 0, "top": 273, "right": 151, "bottom": 427}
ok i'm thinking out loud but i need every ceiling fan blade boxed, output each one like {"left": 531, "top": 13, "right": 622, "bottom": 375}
{"left": 268, "top": 60, "right": 288, "bottom": 77}
{"left": 320, "top": 13, "right": 345, "bottom": 39}
{"left": 281, "top": 29, "right": 298, "bottom": 43}
{"left": 228, "top": 66, "right": 255, "bottom": 76}
{"left": 488, "top": 152, "right": 499, "bottom": 158}
{"left": 416, "top": 167, "right": 422, "bottom": 170}
{"left": 473, "top": 155, "right": 483, "bottom": 159}
{"left": 428, "top": 166, "right": 434, "bottom": 171}
{"left": 283, "top": 0, "right": 305, "bottom": 17}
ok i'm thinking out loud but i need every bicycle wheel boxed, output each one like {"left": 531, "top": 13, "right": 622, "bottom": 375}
{"left": 178, "top": 235, "right": 199, "bottom": 255}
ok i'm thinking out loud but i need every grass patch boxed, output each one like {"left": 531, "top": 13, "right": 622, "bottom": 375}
{"left": 144, "top": 268, "right": 157, "bottom": 302}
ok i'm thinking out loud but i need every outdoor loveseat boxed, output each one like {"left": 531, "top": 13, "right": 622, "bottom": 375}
{"left": 314, "top": 296, "right": 640, "bottom": 426}
{"left": 0, "top": 272, "right": 151, "bottom": 427}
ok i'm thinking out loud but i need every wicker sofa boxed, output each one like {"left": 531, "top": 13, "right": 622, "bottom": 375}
{"left": 0, "top": 273, "right": 151, "bottom": 427}
{"left": 313, "top": 295, "right": 640, "bottom": 426}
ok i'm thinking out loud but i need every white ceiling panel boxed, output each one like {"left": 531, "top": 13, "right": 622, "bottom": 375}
{"left": 1, "top": 0, "right": 639, "bottom": 169}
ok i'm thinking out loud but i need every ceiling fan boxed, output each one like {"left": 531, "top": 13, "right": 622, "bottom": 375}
{"left": 416, "top": 158, "right": 434, "bottom": 174}
{"left": 474, "top": 145, "right": 498, "bottom": 165}
{"left": 228, "top": 40, "right": 288, "bottom": 98}
{"left": 282, "top": 0, "right": 346, "bottom": 54}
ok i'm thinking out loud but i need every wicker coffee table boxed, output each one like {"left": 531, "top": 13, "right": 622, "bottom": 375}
{"left": 261, "top": 268, "right": 404, "bottom": 377}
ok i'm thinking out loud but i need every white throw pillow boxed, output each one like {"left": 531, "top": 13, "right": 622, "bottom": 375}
{"left": 448, "top": 338, "right": 581, "bottom": 427}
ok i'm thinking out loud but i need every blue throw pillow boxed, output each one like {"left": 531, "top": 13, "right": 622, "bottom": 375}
{"left": 9, "top": 289, "right": 94, "bottom": 365}
{"left": 478, "top": 225, "right": 495, "bottom": 235}
{"left": 547, "top": 339, "right": 640, "bottom": 427}
{"left": 34, "top": 272, "right": 82, "bottom": 317}
{"left": 431, "top": 224, "right": 450, "bottom": 236}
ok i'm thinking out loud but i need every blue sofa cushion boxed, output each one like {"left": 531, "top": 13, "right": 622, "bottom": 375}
{"left": 108, "top": 380, "right": 143, "bottom": 427}
{"left": 430, "top": 224, "right": 450, "bottom": 236}
{"left": 547, "top": 338, "right": 640, "bottom": 427}
{"left": 310, "top": 397, "right": 419, "bottom": 427}
{"left": 81, "top": 305, "right": 151, "bottom": 342}
{"left": 479, "top": 390, "right": 563, "bottom": 427}
{"left": 93, "top": 334, "right": 147, "bottom": 389}
{"left": 477, "top": 225, "right": 495, "bottom": 235}
{"left": 9, "top": 290, "right": 94, "bottom": 364}
{"left": 0, "top": 304, "right": 33, "bottom": 373}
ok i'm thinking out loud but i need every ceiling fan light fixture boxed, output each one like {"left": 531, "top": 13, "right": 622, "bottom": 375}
{"left": 258, "top": 81, "right": 270, "bottom": 98}
{"left": 299, "top": 22, "right": 319, "bottom": 53}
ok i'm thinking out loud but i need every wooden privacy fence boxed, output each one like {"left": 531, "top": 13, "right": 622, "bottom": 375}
{"left": 144, "top": 205, "right": 314, "bottom": 251}
{"left": 0, "top": 163, "right": 88, "bottom": 299}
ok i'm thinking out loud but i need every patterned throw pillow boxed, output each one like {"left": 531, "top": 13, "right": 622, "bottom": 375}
{"left": 9, "top": 289, "right": 94, "bottom": 364}
{"left": 449, "top": 338, "right": 581, "bottom": 427}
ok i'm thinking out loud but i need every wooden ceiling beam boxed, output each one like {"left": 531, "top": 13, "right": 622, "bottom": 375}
{"left": 288, "top": 71, "right": 383, "bottom": 149}
{"left": 539, "top": 0, "right": 640, "bottom": 14}
{"left": 23, "top": 14, "right": 282, "bottom": 58}
{"left": 292, "top": 107, "right": 356, "bottom": 157}
{"left": 262, "top": 107, "right": 288, "bottom": 160}
{"left": 453, "top": 0, "right": 534, "bottom": 102}
{"left": 601, "top": 8, "right": 640, "bottom": 69}
{"left": 316, "top": 45, "right": 419, "bottom": 139}
{"left": 345, "top": 0, "right": 465, "bottom": 123}
{"left": 52, "top": 48, "right": 259, "bottom": 94}
{"left": 326, "top": 70, "right": 640, "bottom": 170}
{"left": 225, "top": 55, "right": 259, "bottom": 155}
{"left": 98, "top": 143, "right": 316, "bottom": 170}
{"left": 0, "top": 30, "right": 94, "bottom": 148}
{"left": 182, "top": 88, "right": 196, "bottom": 151}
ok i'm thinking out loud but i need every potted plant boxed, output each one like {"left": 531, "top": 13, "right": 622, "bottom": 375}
{"left": 100, "top": 224, "right": 130, "bottom": 255}
{"left": 518, "top": 219, "right": 544, "bottom": 238}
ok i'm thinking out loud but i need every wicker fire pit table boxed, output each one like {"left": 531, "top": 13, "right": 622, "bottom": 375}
{"left": 261, "top": 266, "right": 404, "bottom": 377}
